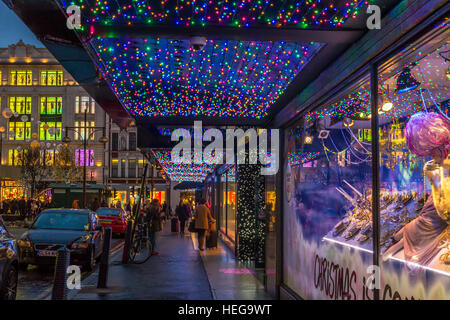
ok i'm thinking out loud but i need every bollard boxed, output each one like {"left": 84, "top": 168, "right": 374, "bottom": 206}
{"left": 98, "top": 227, "right": 112, "bottom": 288}
{"left": 52, "top": 247, "right": 70, "bottom": 300}
{"left": 121, "top": 221, "right": 133, "bottom": 264}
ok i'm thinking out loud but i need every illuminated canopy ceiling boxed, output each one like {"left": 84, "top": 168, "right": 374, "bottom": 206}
{"left": 52, "top": 0, "right": 371, "bottom": 123}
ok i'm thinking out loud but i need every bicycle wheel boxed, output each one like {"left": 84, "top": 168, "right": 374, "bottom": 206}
{"left": 129, "top": 231, "right": 151, "bottom": 264}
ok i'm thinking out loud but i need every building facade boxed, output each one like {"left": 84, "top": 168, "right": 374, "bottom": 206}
{"left": 0, "top": 40, "right": 107, "bottom": 200}
{"left": 106, "top": 121, "right": 168, "bottom": 208}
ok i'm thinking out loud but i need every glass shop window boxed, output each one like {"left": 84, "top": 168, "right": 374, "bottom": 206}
{"left": 377, "top": 26, "right": 450, "bottom": 300}
{"left": 40, "top": 97, "right": 63, "bottom": 115}
{"left": 283, "top": 74, "right": 373, "bottom": 300}
{"left": 9, "top": 70, "right": 32, "bottom": 86}
{"left": 9, "top": 96, "right": 32, "bottom": 114}
{"left": 40, "top": 70, "right": 63, "bottom": 86}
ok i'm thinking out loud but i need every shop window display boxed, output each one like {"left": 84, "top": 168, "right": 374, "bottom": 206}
{"left": 283, "top": 75, "right": 373, "bottom": 300}
{"left": 282, "top": 23, "right": 449, "bottom": 300}
{"left": 377, "top": 32, "right": 449, "bottom": 299}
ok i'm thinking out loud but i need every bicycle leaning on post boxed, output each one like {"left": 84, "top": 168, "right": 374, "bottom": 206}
{"left": 128, "top": 210, "right": 152, "bottom": 264}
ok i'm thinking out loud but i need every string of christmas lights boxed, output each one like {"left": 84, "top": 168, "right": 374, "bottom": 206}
{"left": 153, "top": 150, "right": 216, "bottom": 182}
{"left": 59, "top": 0, "right": 370, "bottom": 29}
{"left": 90, "top": 37, "right": 323, "bottom": 119}
{"left": 305, "top": 43, "right": 449, "bottom": 122}
{"left": 287, "top": 151, "right": 320, "bottom": 166}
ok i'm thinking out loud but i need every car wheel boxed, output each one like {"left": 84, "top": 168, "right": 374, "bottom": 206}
{"left": 0, "top": 265, "right": 18, "bottom": 300}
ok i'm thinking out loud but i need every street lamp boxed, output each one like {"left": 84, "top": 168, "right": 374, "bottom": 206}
{"left": 62, "top": 109, "right": 108, "bottom": 208}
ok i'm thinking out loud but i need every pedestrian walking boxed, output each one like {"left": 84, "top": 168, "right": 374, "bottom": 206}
{"left": 194, "top": 198, "right": 215, "bottom": 251}
{"left": 175, "top": 200, "right": 189, "bottom": 234}
{"left": 146, "top": 198, "right": 162, "bottom": 255}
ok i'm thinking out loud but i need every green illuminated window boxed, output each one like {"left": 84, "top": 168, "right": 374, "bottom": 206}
{"left": 40, "top": 97, "right": 63, "bottom": 115}
{"left": 8, "top": 121, "right": 31, "bottom": 141}
{"left": 9, "top": 70, "right": 32, "bottom": 86}
{"left": 9, "top": 96, "right": 32, "bottom": 114}
{"left": 40, "top": 122, "right": 62, "bottom": 141}
{"left": 40, "top": 70, "right": 63, "bottom": 86}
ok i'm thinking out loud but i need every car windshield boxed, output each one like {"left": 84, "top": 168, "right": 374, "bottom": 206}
{"left": 96, "top": 208, "right": 121, "bottom": 216}
{"left": 33, "top": 212, "right": 90, "bottom": 231}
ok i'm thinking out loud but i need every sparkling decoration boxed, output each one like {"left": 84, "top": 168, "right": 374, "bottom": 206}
{"left": 89, "top": 37, "right": 323, "bottom": 119}
{"left": 153, "top": 149, "right": 216, "bottom": 182}
{"left": 236, "top": 163, "right": 265, "bottom": 262}
{"left": 305, "top": 43, "right": 450, "bottom": 122}
{"left": 56, "top": 0, "right": 371, "bottom": 120}
{"left": 59, "top": 0, "right": 370, "bottom": 29}
{"left": 287, "top": 151, "right": 320, "bottom": 166}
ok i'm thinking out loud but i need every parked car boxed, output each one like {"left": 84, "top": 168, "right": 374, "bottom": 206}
{"left": 18, "top": 209, "right": 104, "bottom": 270}
{"left": 0, "top": 216, "right": 18, "bottom": 300}
{"left": 96, "top": 207, "right": 128, "bottom": 236}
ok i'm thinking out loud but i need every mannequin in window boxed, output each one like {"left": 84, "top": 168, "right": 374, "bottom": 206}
{"left": 383, "top": 112, "right": 450, "bottom": 267}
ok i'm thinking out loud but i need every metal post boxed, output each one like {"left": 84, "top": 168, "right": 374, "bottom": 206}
{"left": 98, "top": 227, "right": 112, "bottom": 288}
{"left": 121, "top": 220, "right": 133, "bottom": 264}
{"left": 83, "top": 108, "right": 87, "bottom": 209}
{"left": 52, "top": 247, "right": 70, "bottom": 300}
{"left": 370, "top": 63, "right": 380, "bottom": 301}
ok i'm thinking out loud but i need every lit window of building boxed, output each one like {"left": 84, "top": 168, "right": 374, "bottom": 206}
{"left": 41, "top": 150, "right": 56, "bottom": 166}
{"left": 8, "top": 121, "right": 31, "bottom": 141}
{"left": 40, "top": 70, "right": 63, "bottom": 86}
{"left": 111, "top": 159, "right": 119, "bottom": 177}
{"left": 74, "top": 121, "right": 95, "bottom": 140}
{"left": 40, "top": 97, "right": 63, "bottom": 115}
{"left": 9, "top": 96, "right": 31, "bottom": 114}
{"left": 75, "top": 149, "right": 94, "bottom": 167}
{"left": 8, "top": 149, "right": 25, "bottom": 166}
{"left": 9, "top": 70, "right": 32, "bottom": 86}
{"left": 75, "top": 96, "right": 95, "bottom": 114}
{"left": 39, "top": 122, "right": 62, "bottom": 141}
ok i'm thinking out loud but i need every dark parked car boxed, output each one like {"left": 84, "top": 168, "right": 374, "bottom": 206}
{"left": 0, "top": 216, "right": 18, "bottom": 300}
{"left": 18, "top": 209, "right": 104, "bottom": 270}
